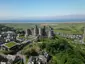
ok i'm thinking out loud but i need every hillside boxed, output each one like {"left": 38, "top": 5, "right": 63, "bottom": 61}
{"left": 0, "top": 23, "right": 85, "bottom": 64}
{"left": 20, "top": 36, "right": 85, "bottom": 64}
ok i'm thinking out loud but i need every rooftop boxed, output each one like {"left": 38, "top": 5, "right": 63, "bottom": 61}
{"left": 4, "top": 42, "right": 16, "bottom": 48}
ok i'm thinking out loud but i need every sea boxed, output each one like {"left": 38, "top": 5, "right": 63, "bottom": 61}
{"left": 0, "top": 19, "right": 85, "bottom": 23}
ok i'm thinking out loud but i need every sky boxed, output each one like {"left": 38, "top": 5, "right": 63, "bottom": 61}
{"left": 0, "top": 0, "right": 85, "bottom": 20}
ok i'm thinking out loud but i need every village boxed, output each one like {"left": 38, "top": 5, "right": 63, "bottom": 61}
{"left": 0, "top": 24, "right": 85, "bottom": 64}
{"left": 0, "top": 25, "right": 55, "bottom": 64}
{"left": 56, "top": 27, "right": 85, "bottom": 44}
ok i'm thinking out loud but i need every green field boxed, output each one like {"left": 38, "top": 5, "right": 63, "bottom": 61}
{"left": 53, "top": 23, "right": 85, "bottom": 34}
{"left": 1, "top": 22, "right": 85, "bottom": 34}
{"left": 2, "top": 23, "right": 39, "bottom": 29}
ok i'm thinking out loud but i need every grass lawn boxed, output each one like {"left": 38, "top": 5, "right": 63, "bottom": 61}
{"left": 5, "top": 42, "right": 16, "bottom": 48}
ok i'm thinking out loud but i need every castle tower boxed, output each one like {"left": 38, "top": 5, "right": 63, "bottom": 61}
{"left": 48, "top": 30, "right": 52, "bottom": 38}
{"left": 25, "top": 29, "right": 28, "bottom": 38}
{"left": 25, "top": 29, "right": 32, "bottom": 38}
{"left": 39, "top": 28, "right": 42, "bottom": 36}
{"left": 33, "top": 25, "right": 39, "bottom": 36}
{"left": 31, "top": 28, "right": 34, "bottom": 36}
{"left": 48, "top": 26, "right": 55, "bottom": 38}
{"left": 42, "top": 26, "right": 47, "bottom": 37}
{"left": 34, "top": 28, "right": 36, "bottom": 36}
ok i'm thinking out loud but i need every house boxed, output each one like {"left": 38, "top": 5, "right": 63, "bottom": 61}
{"left": 0, "top": 45, "right": 9, "bottom": 51}
{"left": 1, "top": 31, "right": 16, "bottom": 42}
{"left": 28, "top": 55, "right": 47, "bottom": 64}
{"left": 0, "top": 54, "right": 24, "bottom": 64}
{"left": 0, "top": 55, "right": 8, "bottom": 64}
{"left": 0, "top": 42, "right": 16, "bottom": 51}
{"left": 12, "top": 55, "right": 24, "bottom": 64}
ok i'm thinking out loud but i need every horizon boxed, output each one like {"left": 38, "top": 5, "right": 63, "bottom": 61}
{"left": 0, "top": 19, "right": 85, "bottom": 23}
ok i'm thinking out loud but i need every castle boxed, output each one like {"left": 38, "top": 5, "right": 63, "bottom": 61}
{"left": 25, "top": 25, "right": 55, "bottom": 38}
